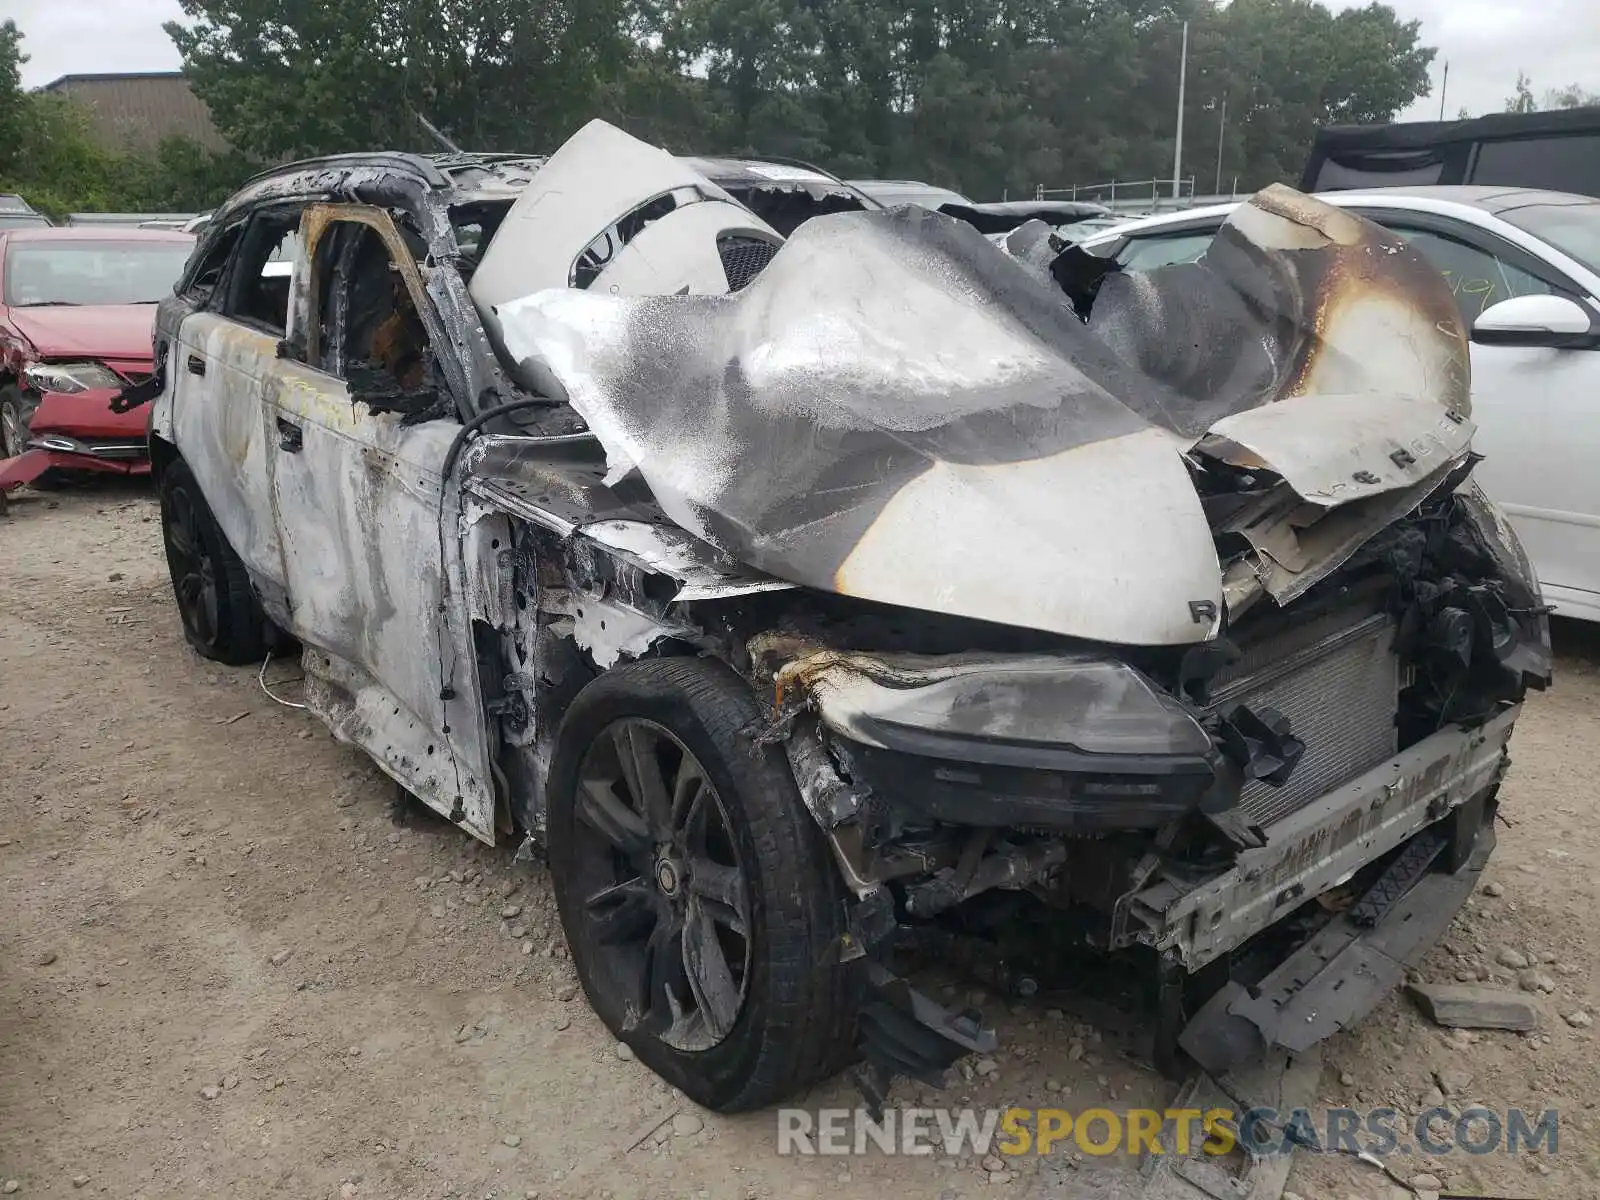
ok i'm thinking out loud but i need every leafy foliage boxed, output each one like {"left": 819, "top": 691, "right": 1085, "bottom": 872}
{"left": 166, "top": 0, "right": 638, "bottom": 159}
{"left": 1499, "top": 74, "right": 1600, "bottom": 115}
{"left": 1545, "top": 83, "right": 1600, "bottom": 110}
{"left": 168, "top": 0, "right": 1435, "bottom": 198}
{"left": 5, "top": 0, "right": 1440, "bottom": 215}
{"left": 0, "top": 19, "right": 259, "bottom": 217}
{"left": 1505, "top": 72, "right": 1537, "bottom": 114}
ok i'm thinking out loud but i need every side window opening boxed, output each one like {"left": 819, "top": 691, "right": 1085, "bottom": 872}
{"left": 219, "top": 208, "right": 302, "bottom": 334}
{"left": 184, "top": 222, "right": 244, "bottom": 303}
{"left": 448, "top": 201, "right": 512, "bottom": 284}
{"left": 312, "top": 221, "right": 454, "bottom": 424}
{"left": 1387, "top": 226, "right": 1556, "bottom": 322}
{"left": 1117, "top": 231, "right": 1215, "bottom": 270}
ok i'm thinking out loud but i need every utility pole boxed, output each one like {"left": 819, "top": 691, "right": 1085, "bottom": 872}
{"left": 1215, "top": 95, "right": 1227, "bottom": 194}
{"left": 1173, "top": 19, "right": 1188, "bottom": 200}
{"left": 1206, "top": 94, "right": 1228, "bottom": 195}
{"left": 1439, "top": 61, "right": 1449, "bottom": 120}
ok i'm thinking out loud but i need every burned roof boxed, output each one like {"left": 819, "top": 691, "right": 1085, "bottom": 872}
{"left": 219, "top": 152, "right": 546, "bottom": 217}
{"left": 214, "top": 150, "right": 872, "bottom": 236}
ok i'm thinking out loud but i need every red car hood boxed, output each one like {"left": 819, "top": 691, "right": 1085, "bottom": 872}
{"left": 5, "top": 304, "right": 156, "bottom": 361}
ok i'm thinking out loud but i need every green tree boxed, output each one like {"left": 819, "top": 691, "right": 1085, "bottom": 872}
{"left": 1543, "top": 83, "right": 1600, "bottom": 110}
{"left": 143, "top": 136, "right": 265, "bottom": 210}
{"left": 164, "top": 0, "right": 1440, "bottom": 201}
{"left": 1183, "top": 0, "right": 1434, "bottom": 190}
{"left": 169, "top": 0, "right": 638, "bottom": 159}
{"left": 0, "top": 20, "right": 28, "bottom": 177}
{"left": 0, "top": 93, "right": 134, "bottom": 216}
{"left": 0, "top": 20, "right": 256, "bottom": 217}
{"left": 1505, "top": 71, "right": 1537, "bottom": 113}
{"left": 1498, "top": 76, "right": 1600, "bottom": 115}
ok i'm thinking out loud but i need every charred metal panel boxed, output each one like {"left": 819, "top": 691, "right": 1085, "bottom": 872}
{"left": 1088, "top": 185, "right": 1471, "bottom": 436}
{"left": 471, "top": 122, "right": 780, "bottom": 366}
{"left": 264, "top": 354, "right": 497, "bottom": 841}
{"left": 494, "top": 207, "right": 1225, "bottom": 645}
{"left": 1198, "top": 392, "right": 1474, "bottom": 507}
{"left": 460, "top": 434, "right": 795, "bottom": 601}
{"left": 1213, "top": 455, "right": 1467, "bottom": 610}
{"left": 489, "top": 185, "right": 1478, "bottom": 647}
{"left": 302, "top": 646, "right": 489, "bottom": 834}
{"left": 162, "top": 313, "right": 283, "bottom": 589}
{"left": 461, "top": 432, "right": 656, "bottom": 532}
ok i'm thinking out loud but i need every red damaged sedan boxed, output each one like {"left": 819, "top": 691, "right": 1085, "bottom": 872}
{"left": 0, "top": 227, "right": 194, "bottom": 490}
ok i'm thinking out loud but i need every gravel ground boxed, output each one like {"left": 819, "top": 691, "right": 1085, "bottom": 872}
{"left": 2, "top": 483, "right": 1597, "bottom": 1200}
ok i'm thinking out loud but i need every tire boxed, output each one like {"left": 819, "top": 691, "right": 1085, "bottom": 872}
{"left": 23, "top": 469, "right": 74, "bottom": 491}
{"left": 547, "top": 658, "right": 859, "bottom": 1112}
{"left": 159, "top": 459, "right": 270, "bottom": 664}
{"left": 0, "top": 385, "right": 29, "bottom": 458}
{"left": 2, "top": 386, "right": 77, "bottom": 488}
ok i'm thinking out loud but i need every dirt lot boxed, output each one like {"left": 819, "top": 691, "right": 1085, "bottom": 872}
{"left": 2, "top": 483, "right": 1598, "bottom": 1200}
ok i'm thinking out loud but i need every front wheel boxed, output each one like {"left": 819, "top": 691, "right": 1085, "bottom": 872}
{"left": 547, "top": 658, "right": 859, "bottom": 1111}
{"left": 0, "top": 385, "right": 29, "bottom": 458}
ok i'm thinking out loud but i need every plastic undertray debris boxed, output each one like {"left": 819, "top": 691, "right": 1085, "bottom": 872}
{"left": 1137, "top": 1046, "right": 1322, "bottom": 1200}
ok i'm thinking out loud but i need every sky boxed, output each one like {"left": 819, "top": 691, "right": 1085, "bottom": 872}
{"left": 4, "top": 0, "right": 1597, "bottom": 120}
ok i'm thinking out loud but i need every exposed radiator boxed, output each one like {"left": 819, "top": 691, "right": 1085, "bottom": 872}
{"left": 1208, "top": 608, "right": 1400, "bottom": 827}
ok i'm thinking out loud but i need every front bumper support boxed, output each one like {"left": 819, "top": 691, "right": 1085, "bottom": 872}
{"left": 1127, "top": 706, "right": 1518, "bottom": 969}
{"left": 1179, "top": 798, "right": 1496, "bottom": 1076}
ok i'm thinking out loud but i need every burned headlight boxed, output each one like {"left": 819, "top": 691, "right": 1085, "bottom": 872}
{"left": 23, "top": 362, "right": 123, "bottom": 395}
{"left": 805, "top": 655, "right": 1211, "bottom": 761}
{"left": 797, "top": 653, "right": 1217, "bottom": 831}
{"left": 1451, "top": 481, "right": 1552, "bottom": 690}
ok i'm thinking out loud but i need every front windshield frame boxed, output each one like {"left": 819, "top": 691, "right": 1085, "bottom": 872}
{"left": 1499, "top": 201, "right": 1600, "bottom": 278}
{"left": 2, "top": 238, "right": 195, "bottom": 307}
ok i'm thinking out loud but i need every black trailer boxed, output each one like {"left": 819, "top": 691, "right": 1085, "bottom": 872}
{"left": 1301, "top": 107, "right": 1600, "bottom": 199}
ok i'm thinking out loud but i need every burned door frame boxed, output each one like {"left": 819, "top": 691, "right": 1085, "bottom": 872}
{"left": 266, "top": 201, "right": 500, "bottom": 842}
{"left": 154, "top": 205, "right": 303, "bottom": 626}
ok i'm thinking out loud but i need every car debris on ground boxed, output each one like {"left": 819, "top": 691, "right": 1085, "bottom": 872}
{"left": 1406, "top": 981, "right": 1541, "bottom": 1030}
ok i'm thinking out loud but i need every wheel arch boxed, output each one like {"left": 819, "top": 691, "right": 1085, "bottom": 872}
{"left": 474, "top": 510, "right": 762, "bottom": 845}
{"left": 148, "top": 431, "right": 180, "bottom": 485}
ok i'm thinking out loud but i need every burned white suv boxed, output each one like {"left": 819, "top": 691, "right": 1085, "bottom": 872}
{"left": 127, "top": 121, "right": 1550, "bottom": 1113}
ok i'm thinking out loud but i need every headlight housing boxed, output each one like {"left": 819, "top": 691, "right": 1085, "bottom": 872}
{"left": 23, "top": 362, "right": 124, "bottom": 395}
{"left": 788, "top": 651, "right": 1220, "bottom": 832}
{"left": 801, "top": 653, "right": 1214, "bottom": 762}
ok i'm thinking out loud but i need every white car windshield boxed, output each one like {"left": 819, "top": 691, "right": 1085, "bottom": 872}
{"left": 4, "top": 240, "right": 193, "bottom": 306}
{"left": 1500, "top": 201, "right": 1600, "bottom": 277}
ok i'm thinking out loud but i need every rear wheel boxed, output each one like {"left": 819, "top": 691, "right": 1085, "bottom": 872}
{"left": 159, "top": 459, "right": 270, "bottom": 664}
{"left": 547, "top": 658, "right": 859, "bottom": 1111}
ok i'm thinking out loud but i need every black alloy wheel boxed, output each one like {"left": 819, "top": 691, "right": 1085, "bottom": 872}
{"left": 547, "top": 658, "right": 860, "bottom": 1112}
{"left": 158, "top": 460, "right": 271, "bottom": 664}
{"left": 164, "top": 476, "right": 221, "bottom": 648}
{"left": 572, "top": 717, "right": 751, "bottom": 1051}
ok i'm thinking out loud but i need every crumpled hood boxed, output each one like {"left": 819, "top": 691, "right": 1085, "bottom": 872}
{"left": 492, "top": 186, "right": 1473, "bottom": 647}
{"left": 4, "top": 303, "right": 157, "bottom": 361}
